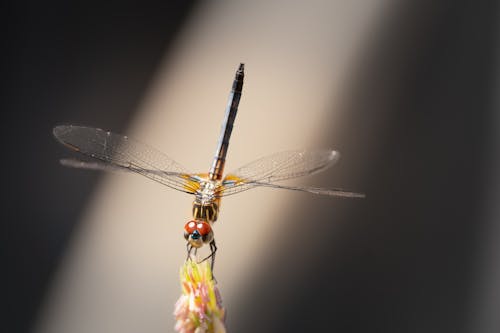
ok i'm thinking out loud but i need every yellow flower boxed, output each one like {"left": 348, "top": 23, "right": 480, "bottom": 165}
{"left": 174, "top": 260, "right": 226, "bottom": 333}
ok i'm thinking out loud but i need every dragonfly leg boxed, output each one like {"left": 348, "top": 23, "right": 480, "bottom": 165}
{"left": 186, "top": 243, "right": 195, "bottom": 261}
{"left": 210, "top": 240, "right": 217, "bottom": 274}
{"left": 199, "top": 240, "right": 218, "bottom": 274}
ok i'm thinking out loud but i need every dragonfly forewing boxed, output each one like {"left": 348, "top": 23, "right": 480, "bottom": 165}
{"left": 53, "top": 125, "right": 200, "bottom": 194}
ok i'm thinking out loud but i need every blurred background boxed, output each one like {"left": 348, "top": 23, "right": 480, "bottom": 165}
{"left": 3, "top": 0, "right": 499, "bottom": 332}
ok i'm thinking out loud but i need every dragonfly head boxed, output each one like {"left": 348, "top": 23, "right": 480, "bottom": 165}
{"left": 184, "top": 220, "right": 214, "bottom": 248}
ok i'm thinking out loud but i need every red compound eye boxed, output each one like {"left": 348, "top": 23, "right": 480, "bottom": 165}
{"left": 184, "top": 220, "right": 214, "bottom": 245}
{"left": 184, "top": 220, "right": 197, "bottom": 234}
{"left": 195, "top": 221, "right": 212, "bottom": 236}
{"left": 184, "top": 220, "right": 212, "bottom": 236}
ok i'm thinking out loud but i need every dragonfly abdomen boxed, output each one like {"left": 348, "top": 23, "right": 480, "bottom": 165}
{"left": 209, "top": 64, "right": 244, "bottom": 181}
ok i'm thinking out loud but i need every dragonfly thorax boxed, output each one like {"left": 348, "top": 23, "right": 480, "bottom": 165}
{"left": 192, "top": 180, "right": 220, "bottom": 223}
{"left": 195, "top": 180, "right": 218, "bottom": 203}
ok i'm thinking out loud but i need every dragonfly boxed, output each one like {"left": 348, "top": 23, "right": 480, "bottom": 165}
{"left": 53, "top": 63, "right": 364, "bottom": 269}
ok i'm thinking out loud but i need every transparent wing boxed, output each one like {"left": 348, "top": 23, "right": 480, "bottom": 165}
{"left": 218, "top": 149, "right": 363, "bottom": 197}
{"left": 228, "top": 150, "right": 340, "bottom": 182}
{"left": 53, "top": 125, "right": 199, "bottom": 194}
{"left": 60, "top": 158, "right": 170, "bottom": 176}
{"left": 247, "top": 182, "right": 365, "bottom": 198}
